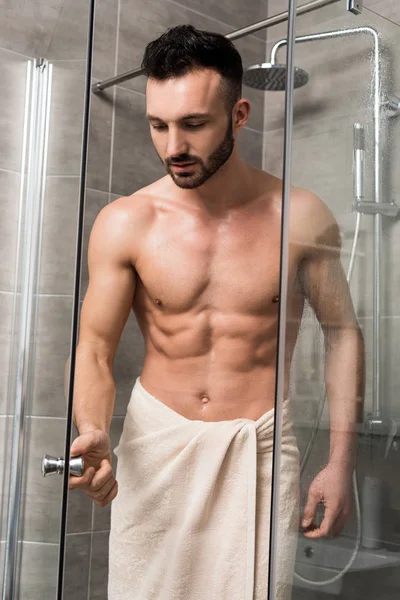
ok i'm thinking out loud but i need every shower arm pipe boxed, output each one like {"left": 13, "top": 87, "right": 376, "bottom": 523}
{"left": 272, "top": 26, "right": 382, "bottom": 418}
{"left": 91, "top": 0, "right": 342, "bottom": 93}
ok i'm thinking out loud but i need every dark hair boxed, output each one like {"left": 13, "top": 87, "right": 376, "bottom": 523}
{"left": 141, "top": 25, "right": 243, "bottom": 111}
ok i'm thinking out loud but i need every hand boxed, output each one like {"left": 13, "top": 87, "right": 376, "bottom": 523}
{"left": 301, "top": 461, "right": 353, "bottom": 538}
{"left": 69, "top": 429, "right": 118, "bottom": 507}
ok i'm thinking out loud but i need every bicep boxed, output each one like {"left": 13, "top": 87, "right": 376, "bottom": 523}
{"left": 298, "top": 204, "right": 357, "bottom": 332}
{"left": 300, "top": 250, "right": 356, "bottom": 332}
{"left": 78, "top": 205, "right": 136, "bottom": 363}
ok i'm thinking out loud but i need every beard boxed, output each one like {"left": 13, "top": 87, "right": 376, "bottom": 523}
{"left": 163, "top": 118, "right": 235, "bottom": 189}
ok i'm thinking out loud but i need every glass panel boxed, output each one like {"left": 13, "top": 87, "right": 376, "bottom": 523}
{"left": 0, "top": 2, "right": 95, "bottom": 599}
{"left": 268, "top": 0, "right": 400, "bottom": 598}
{"left": 68, "top": 1, "right": 297, "bottom": 598}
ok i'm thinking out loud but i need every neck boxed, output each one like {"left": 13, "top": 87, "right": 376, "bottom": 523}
{"left": 175, "top": 152, "right": 255, "bottom": 215}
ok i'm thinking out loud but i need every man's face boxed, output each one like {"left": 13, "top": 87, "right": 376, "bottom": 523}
{"left": 146, "top": 69, "right": 235, "bottom": 189}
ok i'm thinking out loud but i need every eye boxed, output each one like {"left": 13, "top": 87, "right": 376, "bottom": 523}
{"left": 185, "top": 123, "right": 205, "bottom": 129}
{"left": 151, "top": 124, "right": 167, "bottom": 131}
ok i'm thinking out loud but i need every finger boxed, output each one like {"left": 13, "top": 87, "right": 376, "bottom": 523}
{"left": 68, "top": 467, "right": 96, "bottom": 491}
{"left": 93, "top": 480, "right": 119, "bottom": 508}
{"left": 70, "top": 430, "right": 102, "bottom": 457}
{"left": 301, "top": 489, "right": 322, "bottom": 529}
{"left": 89, "top": 460, "right": 113, "bottom": 492}
{"left": 87, "top": 473, "right": 116, "bottom": 502}
{"left": 332, "top": 511, "right": 350, "bottom": 537}
{"left": 304, "top": 506, "right": 339, "bottom": 539}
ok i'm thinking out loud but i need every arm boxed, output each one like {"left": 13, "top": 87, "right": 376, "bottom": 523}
{"left": 73, "top": 202, "right": 136, "bottom": 436}
{"left": 68, "top": 198, "right": 139, "bottom": 506}
{"left": 298, "top": 194, "right": 365, "bottom": 536}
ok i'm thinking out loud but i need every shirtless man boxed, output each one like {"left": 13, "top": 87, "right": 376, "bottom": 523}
{"left": 69, "top": 25, "right": 364, "bottom": 599}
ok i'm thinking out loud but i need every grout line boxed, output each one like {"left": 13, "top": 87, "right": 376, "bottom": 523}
{"left": 364, "top": 7, "right": 400, "bottom": 30}
{"left": 37, "top": 293, "right": 74, "bottom": 298}
{"left": 244, "top": 125, "right": 264, "bottom": 135}
{"left": 49, "top": 59, "right": 87, "bottom": 64}
{"left": 166, "top": 0, "right": 266, "bottom": 43}
{"left": 114, "top": 84, "right": 145, "bottom": 98}
{"left": 47, "top": 174, "right": 80, "bottom": 179}
{"left": 20, "top": 540, "right": 59, "bottom": 546}
{"left": 86, "top": 186, "right": 109, "bottom": 196}
{"left": 68, "top": 529, "right": 110, "bottom": 537}
{"left": 0, "top": 46, "right": 35, "bottom": 60}
{"left": 0, "top": 167, "right": 20, "bottom": 177}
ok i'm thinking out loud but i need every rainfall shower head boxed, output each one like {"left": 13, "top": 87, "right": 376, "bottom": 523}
{"left": 243, "top": 63, "right": 309, "bottom": 91}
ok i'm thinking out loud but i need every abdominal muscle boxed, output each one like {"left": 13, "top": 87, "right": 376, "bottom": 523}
{"left": 137, "top": 307, "right": 293, "bottom": 422}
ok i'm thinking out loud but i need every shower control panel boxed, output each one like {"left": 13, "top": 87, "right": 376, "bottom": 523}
{"left": 347, "top": 0, "right": 363, "bottom": 14}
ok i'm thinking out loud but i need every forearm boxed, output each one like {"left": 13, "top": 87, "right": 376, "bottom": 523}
{"left": 69, "top": 342, "right": 116, "bottom": 435}
{"left": 325, "top": 326, "right": 365, "bottom": 469}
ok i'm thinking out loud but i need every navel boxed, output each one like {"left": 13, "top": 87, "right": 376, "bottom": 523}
{"left": 200, "top": 395, "right": 210, "bottom": 405}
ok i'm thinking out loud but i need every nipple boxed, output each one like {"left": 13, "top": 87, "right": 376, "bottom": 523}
{"left": 155, "top": 297, "right": 162, "bottom": 306}
{"left": 272, "top": 295, "right": 279, "bottom": 304}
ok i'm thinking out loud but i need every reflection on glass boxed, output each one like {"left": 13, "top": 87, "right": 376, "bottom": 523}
{"left": 266, "top": 2, "right": 400, "bottom": 599}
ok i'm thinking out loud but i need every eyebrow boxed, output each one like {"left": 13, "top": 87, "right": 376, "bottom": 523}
{"left": 146, "top": 112, "right": 211, "bottom": 121}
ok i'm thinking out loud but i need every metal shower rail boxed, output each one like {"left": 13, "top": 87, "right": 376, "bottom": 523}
{"left": 91, "top": 0, "right": 343, "bottom": 94}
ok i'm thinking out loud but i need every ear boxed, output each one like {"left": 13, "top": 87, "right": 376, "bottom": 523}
{"left": 233, "top": 98, "right": 251, "bottom": 131}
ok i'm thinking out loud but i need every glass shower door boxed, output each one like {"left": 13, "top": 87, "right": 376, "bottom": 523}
{"left": 268, "top": 0, "right": 400, "bottom": 598}
{"left": 0, "top": 2, "right": 95, "bottom": 598}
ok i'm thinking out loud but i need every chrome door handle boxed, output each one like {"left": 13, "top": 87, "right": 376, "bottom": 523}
{"left": 41, "top": 454, "right": 84, "bottom": 477}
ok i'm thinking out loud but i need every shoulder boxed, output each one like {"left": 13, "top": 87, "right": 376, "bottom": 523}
{"left": 89, "top": 189, "right": 158, "bottom": 264}
{"left": 289, "top": 186, "right": 341, "bottom": 257}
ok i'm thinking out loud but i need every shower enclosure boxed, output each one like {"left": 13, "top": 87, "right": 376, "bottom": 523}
{"left": 1, "top": 0, "right": 400, "bottom": 598}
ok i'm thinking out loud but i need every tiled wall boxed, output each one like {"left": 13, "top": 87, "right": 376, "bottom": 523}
{"left": 76, "top": 0, "right": 271, "bottom": 596}
{"left": 263, "top": 2, "right": 400, "bottom": 599}
{"left": 0, "top": 1, "right": 93, "bottom": 598}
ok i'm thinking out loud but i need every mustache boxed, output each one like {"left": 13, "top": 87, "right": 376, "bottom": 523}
{"left": 165, "top": 154, "right": 200, "bottom": 166}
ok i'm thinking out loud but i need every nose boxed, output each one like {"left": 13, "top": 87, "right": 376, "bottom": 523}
{"left": 166, "top": 128, "right": 188, "bottom": 159}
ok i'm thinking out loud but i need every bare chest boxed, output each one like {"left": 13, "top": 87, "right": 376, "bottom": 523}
{"left": 134, "top": 210, "right": 299, "bottom": 315}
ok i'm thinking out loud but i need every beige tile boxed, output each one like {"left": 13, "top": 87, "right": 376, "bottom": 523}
{"left": 0, "top": 49, "right": 30, "bottom": 173}
{"left": 0, "top": 416, "right": 13, "bottom": 540}
{"left": 0, "top": 293, "right": 14, "bottom": 415}
{"left": 111, "top": 88, "right": 164, "bottom": 196}
{"left": 92, "top": 0, "right": 119, "bottom": 82}
{"left": 0, "top": 1, "right": 63, "bottom": 57}
{"left": 0, "top": 170, "right": 21, "bottom": 293}
{"left": 365, "top": 0, "right": 400, "bottom": 26}
{"left": 22, "top": 417, "right": 66, "bottom": 543}
{"left": 63, "top": 533, "right": 91, "bottom": 600}
{"left": 19, "top": 540, "right": 59, "bottom": 600}
{"left": 32, "top": 296, "right": 74, "bottom": 418}
{"left": 89, "top": 531, "right": 109, "bottom": 599}
{"left": 80, "top": 188, "right": 110, "bottom": 299}
{"left": 171, "top": 0, "right": 269, "bottom": 32}
{"left": 237, "top": 126, "right": 264, "bottom": 168}
{"left": 46, "top": 61, "right": 87, "bottom": 176}
{"left": 38, "top": 176, "right": 80, "bottom": 296}
{"left": 86, "top": 85, "right": 114, "bottom": 193}
{"left": 46, "top": 0, "right": 90, "bottom": 60}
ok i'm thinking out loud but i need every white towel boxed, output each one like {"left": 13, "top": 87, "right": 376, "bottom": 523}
{"left": 109, "top": 377, "right": 300, "bottom": 600}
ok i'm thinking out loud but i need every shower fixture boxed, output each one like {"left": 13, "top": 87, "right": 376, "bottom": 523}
{"left": 243, "top": 63, "right": 308, "bottom": 91}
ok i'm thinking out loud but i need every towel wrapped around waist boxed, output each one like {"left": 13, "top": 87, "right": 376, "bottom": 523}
{"left": 109, "top": 377, "right": 300, "bottom": 600}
